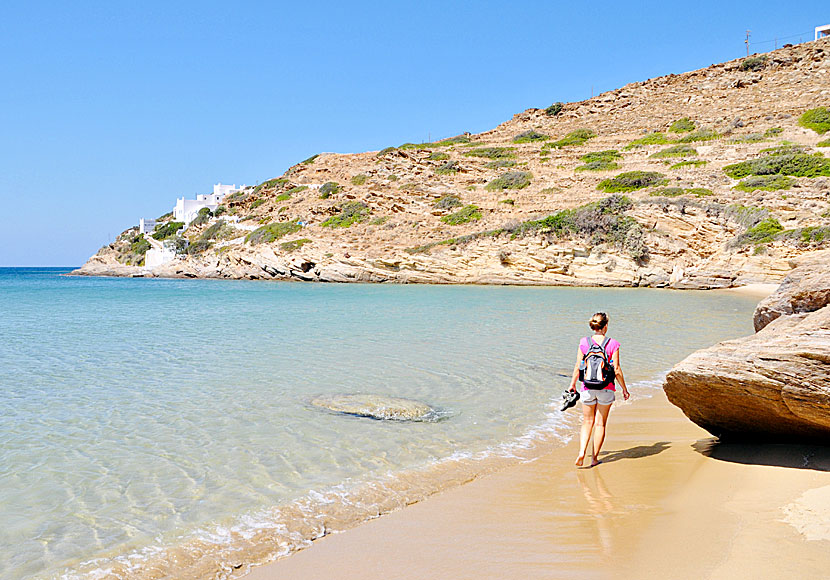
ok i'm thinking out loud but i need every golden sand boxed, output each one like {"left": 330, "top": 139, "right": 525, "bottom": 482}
{"left": 243, "top": 390, "right": 830, "bottom": 580}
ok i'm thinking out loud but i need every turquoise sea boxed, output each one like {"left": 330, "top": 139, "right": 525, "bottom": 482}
{"left": 0, "top": 268, "right": 760, "bottom": 579}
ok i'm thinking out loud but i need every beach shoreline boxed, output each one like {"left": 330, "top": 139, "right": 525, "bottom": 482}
{"left": 242, "top": 389, "right": 830, "bottom": 580}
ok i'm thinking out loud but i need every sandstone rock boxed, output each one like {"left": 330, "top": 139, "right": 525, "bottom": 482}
{"left": 754, "top": 251, "right": 830, "bottom": 331}
{"left": 664, "top": 306, "right": 830, "bottom": 442}
{"left": 310, "top": 394, "right": 437, "bottom": 421}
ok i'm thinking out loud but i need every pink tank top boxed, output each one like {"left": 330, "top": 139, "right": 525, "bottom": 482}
{"left": 579, "top": 336, "right": 620, "bottom": 391}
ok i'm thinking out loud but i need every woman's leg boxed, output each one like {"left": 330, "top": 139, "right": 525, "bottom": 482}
{"left": 591, "top": 403, "right": 613, "bottom": 466}
{"left": 576, "top": 403, "right": 597, "bottom": 466}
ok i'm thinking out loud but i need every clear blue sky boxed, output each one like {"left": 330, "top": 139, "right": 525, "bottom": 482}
{"left": 1, "top": 1, "right": 826, "bottom": 265}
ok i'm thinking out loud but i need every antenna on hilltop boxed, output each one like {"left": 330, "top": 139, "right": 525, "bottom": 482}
{"left": 745, "top": 30, "right": 751, "bottom": 56}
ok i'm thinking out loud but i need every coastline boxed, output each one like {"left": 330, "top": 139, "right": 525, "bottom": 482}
{"left": 242, "top": 389, "right": 830, "bottom": 580}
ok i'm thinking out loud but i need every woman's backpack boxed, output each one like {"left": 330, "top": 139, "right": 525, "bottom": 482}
{"left": 578, "top": 337, "right": 616, "bottom": 390}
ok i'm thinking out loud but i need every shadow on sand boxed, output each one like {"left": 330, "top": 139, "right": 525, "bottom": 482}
{"left": 693, "top": 438, "right": 830, "bottom": 472}
{"left": 598, "top": 441, "right": 671, "bottom": 464}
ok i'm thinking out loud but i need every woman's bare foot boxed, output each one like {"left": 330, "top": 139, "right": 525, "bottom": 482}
{"left": 575, "top": 455, "right": 585, "bottom": 467}
{"left": 590, "top": 457, "right": 601, "bottom": 467}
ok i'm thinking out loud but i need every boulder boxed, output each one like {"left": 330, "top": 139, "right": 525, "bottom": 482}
{"left": 310, "top": 394, "right": 437, "bottom": 421}
{"left": 754, "top": 251, "right": 830, "bottom": 331}
{"left": 664, "top": 306, "right": 830, "bottom": 442}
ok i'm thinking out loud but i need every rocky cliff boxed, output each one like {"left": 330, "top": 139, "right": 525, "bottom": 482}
{"left": 664, "top": 253, "right": 830, "bottom": 442}
{"left": 75, "top": 39, "right": 830, "bottom": 288}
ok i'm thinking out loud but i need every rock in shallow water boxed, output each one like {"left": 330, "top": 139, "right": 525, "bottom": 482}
{"left": 310, "top": 394, "right": 436, "bottom": 421}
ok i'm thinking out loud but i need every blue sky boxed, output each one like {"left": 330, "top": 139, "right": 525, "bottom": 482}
{"left": 1, "top": 0, "right": 826, "bottom": 266}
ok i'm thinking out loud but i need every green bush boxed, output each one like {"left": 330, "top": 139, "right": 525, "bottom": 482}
{"left": 486, "top": 159, "right": 516, "bottom": 169}
{"left": 441, "top": 204, "right": 482, "bottom": 225}
{"left": 251, "top": 199, "right": 266, "bottom": 209}
{"left": 794, "top": 226, "right": 830, "bottom": 244}
{"left": 274, "top": 193, "right": 291, "bottom": 202}
{"left": 576, "top": 160, "right": 620, "bottom": 171}
{"left": 201, "top": 220, "right": 237, "bottom": 241}
{"left": 370, "top": 216, "right": 390, "bottom": 225}
{"left": 733, "top": 175, "right": 795, "bottom": 192}
{"left": 668, "top": 118, "right": 695, "bottom": 133}
{"left": 545, "top": 102, "right": 563, "bottom": 116}
{"left": 280, "top": 238, "right": 312, "bottom": 252}
{"left": 729, "top": 133, "right": 766, "bottom": 144}
{"left": 510, "top": 195, "right": 647, "bottom": 263}
{"left": 130, "top": 236, "right": 150, "bottom": 255}
{"left": 548, "top": 129, "right": 596, "bottom": 148}
{"left": 743, "top": 218, "right": 783, "bottom": 243}
{"left": 817, "top": 139, "right": 830, "bottom": 147}
{"left": 351, "top": 174, "right": 368, "bottom": 185}
{"left": 740, "top": 55, "right": 766, "bottom": 71}
{"left": 377, "top": 147, "right": 397, "bottom": 157}
{"left": 252, "top": 178, "right": 288, "bottom": 194}
{"left": 428, "top": 152, "right": 450, "bottom": 161}
{"left": 435, "top": 161, "right": 461, "bottom": 175}
{"left": 625, "top": 132, "right": 671, "bottom": 149}
{"left": 580, "top": 150, "right": 621, "bottom": 163}
{"left": 246, "top": 221, "right": 302, "bottom": 244}
{"left": 670, "top": 160, "right": 709, "bottom": 169}
{"left": 650, "top": 144, "right": 698, "bottom": 159}
{"left": 597, "top": 171, "right": 666, "bottom": 193}
{"left": 399, "top": 135, "right": 472, "bottom": 150}
{"left": 286, "top": 185, "right": 308, "bottom": 195}
{"left": 499, "top": 198, "right": 515, "bottom": 205}
{"left": 214, "top": 205, "right": 226, "bottom": 216}
{"left": 434, "top": 194, "right": 462, "bottom": 209}
{"left": 513, "top": 130, "right": 549, "bottom": 143}
{"left": 152, "top": 221, "right": 184, "bottom": 240}
{"left": 321, "top": 202, "right": 370, "bottom": 228}
{"left": 485, "top": 171, "right": 532, "bottom": 191}
{"left": 319, "top": 181, "right": 341, "bottom": 199}
{"left": 760, "top": 144, "right": 809, "bottom": 156}
{"left": 676, "top": 129, "right": 721, "bottom": 143}
{"left": 156, "top": 211, "right": 173, "bottom": 221}
{"left": 798, "top": 107, "right": 830, "bottom": 134}
{"left": 648, "top": 187, "right": 712, "bottom": 197}
{"left": 765, "top": 127, "right": 784, "bottom": 136}
{"left": 301, "top": 154, "right": 320, "bottom": 165}
{"left": 724, "top": 153, "right": 830, "bottom": 178}
{"left": 464, "top": 147, "right": 517, "bottom": 159}
{"left": 190, "top": 207, "right": 214, "bottom": 226}
{"left": 187, "top": 239, "right": 212, "bottom": 255}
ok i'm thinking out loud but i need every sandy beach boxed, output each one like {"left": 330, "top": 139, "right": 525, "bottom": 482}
{"left": 244, "top": 388, "right": 830, "bottom": 580}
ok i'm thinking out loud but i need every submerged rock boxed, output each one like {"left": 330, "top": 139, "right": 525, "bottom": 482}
{"left": 310, "top": 394, "right": 436, "bottom": 421}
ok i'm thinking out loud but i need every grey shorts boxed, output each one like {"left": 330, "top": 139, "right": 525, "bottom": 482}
{"left": 580, "top": 388, "right": 616, "bottom": 406}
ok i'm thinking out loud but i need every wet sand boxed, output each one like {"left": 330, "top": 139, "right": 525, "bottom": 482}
{"left": 244, "top": 389, "right": 830, "bottom": 580}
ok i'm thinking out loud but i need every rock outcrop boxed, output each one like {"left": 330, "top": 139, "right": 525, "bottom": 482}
{"left": 753, "top": 250, "right": 830, "bottom": 331}
{"left": 664, "top": 255, "right": 830, "bottom": 442}
{"left": 310, "top": 394, "right": 437, "bottom": 421}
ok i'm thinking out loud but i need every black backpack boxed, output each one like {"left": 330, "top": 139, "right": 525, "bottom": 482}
{"left": 578, "top": 337, "right": 616, "bottom": 390}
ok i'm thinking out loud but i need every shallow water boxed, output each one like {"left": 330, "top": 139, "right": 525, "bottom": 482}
{"left": 0, "top": 268, "right": 760, "bottom": 579}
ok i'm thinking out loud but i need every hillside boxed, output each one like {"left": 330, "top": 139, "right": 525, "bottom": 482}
{"left": 75, "top": 38, "right": 830, "bottom": 288}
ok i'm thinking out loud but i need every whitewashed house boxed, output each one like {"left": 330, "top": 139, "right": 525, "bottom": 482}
{"left": 817, "top": 25, "right": 830, "bottom": 41}
{"left": 172, "top": 183, "right": 244, "bottom": 226}
{"left": 138, "top": 218, "right": 156, "bottom": 235}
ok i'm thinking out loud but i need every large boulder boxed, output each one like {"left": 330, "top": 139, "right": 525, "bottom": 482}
{"left": 664, "top": 306, "right": 830, "bottom": 442}
{"left": 754, "top": 251, "right": 830, "bottom": 331}
{"left": 310, "top": 394, "right": 437, "bottom": 421}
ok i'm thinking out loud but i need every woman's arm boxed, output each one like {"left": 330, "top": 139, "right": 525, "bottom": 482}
{"left": 612, "top": 348, "right": 630, "bottom": 400}
{"left": 568, "top": 347, "right": 582, "bottom": 391}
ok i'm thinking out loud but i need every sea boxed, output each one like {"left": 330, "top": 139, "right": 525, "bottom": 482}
{"left": 0, "top": 267, "right": 760, "bottom": 579}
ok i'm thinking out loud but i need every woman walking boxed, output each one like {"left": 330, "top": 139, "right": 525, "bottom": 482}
{"left": 568, "top": 312, "right": 629, "bottom": 467}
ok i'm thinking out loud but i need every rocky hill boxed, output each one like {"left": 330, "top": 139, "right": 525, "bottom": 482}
{"left": 75, "top": 38, "right": 830, "bottom": 288}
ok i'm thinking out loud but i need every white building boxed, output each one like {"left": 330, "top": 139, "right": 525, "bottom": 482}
{"left": 817, "top": 25, "right": 830, "bottom": 41}
{"left": 139, "top": 218, "right": 156, "bottom": 235}
{"left": 172, "top": 183, "right": 245, "bottom": 226}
